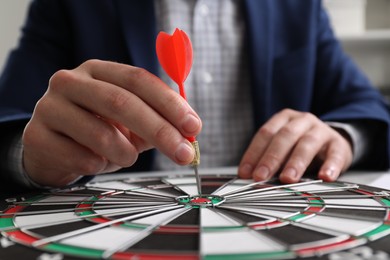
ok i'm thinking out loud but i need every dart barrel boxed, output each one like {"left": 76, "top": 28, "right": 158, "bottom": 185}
{"left": 191, "top": 140, "right": 200, "bottom": 166}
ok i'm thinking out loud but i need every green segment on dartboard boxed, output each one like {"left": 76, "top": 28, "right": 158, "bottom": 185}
{"left": 44, "top": 243, "right": 103, "bottom": 258}
{"left": 361, "top": 197, "right": 390, "bottom": 238}
{"left": 0, "top": 217, "right": 14, "bottom": 229}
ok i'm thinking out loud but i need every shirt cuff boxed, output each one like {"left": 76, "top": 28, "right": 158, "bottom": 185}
{"left": 326, "top": 121, "right": 368, "bottom": 166}
{"left": 7, "top": 134, "right": 84, "bottom": 189}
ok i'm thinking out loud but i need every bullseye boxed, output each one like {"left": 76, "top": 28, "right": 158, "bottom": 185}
{"left": 176, "top": 195, "right": 225, "bottom": 207}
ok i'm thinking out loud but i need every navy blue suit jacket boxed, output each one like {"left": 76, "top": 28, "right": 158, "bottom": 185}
{"left": 0, "top": 0, "right": 389, "bottom": 178}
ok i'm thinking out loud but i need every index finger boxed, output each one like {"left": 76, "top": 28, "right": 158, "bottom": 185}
{"left": 51, "top": 60, "right": 199, "bottom": 165}
{"left": 84, "top": 60, "right": 202, "bottom": 139}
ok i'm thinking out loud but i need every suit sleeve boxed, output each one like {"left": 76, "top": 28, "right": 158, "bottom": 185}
{"left": 313, "top": 3, "right": 390, "bottom": 169}
{"left": 0, "top": 0, "right": 73, "bottom": 190}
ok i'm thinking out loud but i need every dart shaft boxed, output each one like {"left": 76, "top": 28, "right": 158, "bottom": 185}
{"left": 191, "top": 141, "right": 201, "bottom": 195}
{"left": 193, "top": 165, "right": 202, "bottom": 195}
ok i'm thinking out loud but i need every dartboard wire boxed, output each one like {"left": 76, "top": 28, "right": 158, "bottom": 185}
{"left": 1, "top": 203, "right": 179, "bottom": 232}
{"left": 31, "top": 204, "right": 184, "bottom": 247}
{"left": 216, "top": 204, "right": 342, "bottom": 237}
{"left": 224, "top": 201, "right": 390, "bottom": 210}
{"left": 198, "top": 206, "right": 204, "bottom": 259}
{"left": 224, "top": 184, "right": 359, "bottom": 201}
{"left": 82, "top": 187, "right": 179, "bottom": 199}
{"left": 102, "top": 207, "right": 192, "bottom": 259}
{"left": 223, "top": 185, "right": 390, "bottom": 221}
{"left": 215, "top": 204, "right": 365, "bottom": 246}
{"left": 225, "top": 194, "right": 390, "bottom": 201}
{"left": 224, "top": 190, "right": 385, "bottom": 202}
{"left": 220, "top": 202, "right": 388, "bottom": 222}
{"left": 66, "top": 188, "right": 128, "bottom": 197}
{"left": 217, "top": 204, "right": 312, "bottom": 224}
{"left": 217, "top": 202, "right": 384, "bottom": 240}
{"left": 220, "top": 203, "right": 381, "bottom": 223}
{"left": 8, "top": 197, "right": 174, "bottom": 207}
{"left": 25, "top": 190, "right": 173, "bottom": 206}
{"left": 2, "top": 191, "right": 175, "bottom": 217}
{"left": 218, "top": 179, "right": 324, "bottom": 197}
{"left": 123, "top": 189, "right": 180, "bottom": 199}
{"left": 221, "top": 180, "right": 325, "bottom": 198}
{"left": 211, "top": 178, "right": 270, "bottom": 196}
{"left": 85, "top": 183, "right": 182, "bottom": 199}
{"left": 0, "top": 201, "right": 177, "bottom": 217}
{"left": 224, "top": 191, "right": 385, "bottom": 205}
{"left": 160, "top": 177, "right": 204, "bottom": 196}
{"left": 208, "top": 176, "right": 239, "bottom": 195}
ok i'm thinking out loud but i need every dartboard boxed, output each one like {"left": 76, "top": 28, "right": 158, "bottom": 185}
{"left": 1, "top": 171, "right": 390, "bottom": 260}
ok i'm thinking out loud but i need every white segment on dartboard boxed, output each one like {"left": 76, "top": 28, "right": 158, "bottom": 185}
{"left": 14, "top": 212, "right": 81, "bottom": 229}
{"left": 200, "top": 207, "right": 242, "bottom": 227}
{"left": 2, "top": 201, "right": 175, "bottom": 218}
{"left": 227, "top": 193, "right": 386, "bottom": 202}
{"left": 32, "top": 205, "right": 183, "bottom": 247}
{"left": 87, "top": 181, "right": 141, "bottom": 191}
{"left": 200, "top": 207, "right": 285, "bottom": 255}
{"left": 88, "top": 180, "right": 179, "bottom": 198}
{"left": 60, "top": 226, "right": 143, "bottom": 250}
{"left": 224, "top": 183, "right": 359, "bottom": 201}
{"left": 91, "top": 203, "right": 178, "bottom": 217}
{"left": 223, "top": 180, "right": 324, "bottom": 198}
{"left": 162, "top": 177, "right": 199, "bottom": 196}
{"left": 322, "top": 198, "right": 385, "bottom": 210}
{"left": 289, "top": 183, "right": 358, "bottom": 193}
{"left": 130, "top": 207, "right": 188, "bottom": 225}
{"left": 33, "top": 195, "right": 91, "bottom": 204}
{"left": 226, "top": 199, "right": 310, "bottom": 208}
{"left": 299, "top": 214, "right": 383, "bottom": 236}
{"left": 224, "top": 185, "right": 360, "bottom": 202}
{"left": 211, "top": 178, "right": 253, "bottom": 196}
{"left": 102, "top": 207, "right": 191, "bottom": 258}
{"left": 218, "top": 205, "right": 304, "bottom": 220}
{"left": 223, "top": 189, "right": 294, "bottom": 201}
{"left": 11, "top": 204, "right": 178, "bottom": 231}
{"left": 96, "top": 196, "right": 172, "bottom": 203}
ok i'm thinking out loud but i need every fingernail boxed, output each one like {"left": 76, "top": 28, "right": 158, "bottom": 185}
{"left": 254, "top": 166, "right": 270, "bottom": 180}
{"left": 182, "top": 114, "right": 200, "bottom": 134}
{"left": 324, "top": 167, "right": 335, "bottom": 179}
{"left": 239, "top": 163, "right": 253, "bottom": 178}
{"left": 282, "top": 167, "right": 298, "bottom": 179}
{"left": 175, "top": 142, "right": 194, "bottom": 163}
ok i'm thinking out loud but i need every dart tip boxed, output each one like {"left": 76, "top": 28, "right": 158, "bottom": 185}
{"left": 194, "top": 165, "right": 202, "bottom": 195}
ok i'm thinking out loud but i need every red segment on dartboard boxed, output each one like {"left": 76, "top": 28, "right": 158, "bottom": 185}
{"left": 191, "top": 197, "right": 210, "bottom": 204}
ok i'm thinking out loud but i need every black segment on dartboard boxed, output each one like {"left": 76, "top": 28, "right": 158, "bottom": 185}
{"left": 128, "top": 232, "right": 199, "bottom": 252}
{"left": 213, "top": 207, "right": 270, "bottom": 223}
{"left": 0, "top": 242, "right": 82, "bottom": 260}
{"left": 28, "top": 220, "right": 95, "bottom": 237}
{"left": 259, "top": 224, "right": 335, "bottom": 245}
{"left": 124, "top": 179, "right": 165, "bottom": 186}
{"left": 166, "top": 208, "right": 199, "bottom": 226}
{"left": 368, "top": 234, "right": 390, "bottom": 253}
{"left": 318, "top": 207, "right": 386, "bottom": 220}
{"left": 201, "top": 176, "right": 236, "bottom": 194}
{"left": 16, "top": 203, "right": 77, "bottom": 213}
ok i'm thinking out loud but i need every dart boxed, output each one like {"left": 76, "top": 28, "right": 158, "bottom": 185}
{"left": 156, "top": 28, "right": 202, "bottom": 195}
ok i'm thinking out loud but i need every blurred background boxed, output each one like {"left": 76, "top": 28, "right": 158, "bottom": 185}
{"left": 0, "top": 0, "right": 389, "bottom": 98}
{"left": 0, "top": 0, "right": 30, "bottom": 72}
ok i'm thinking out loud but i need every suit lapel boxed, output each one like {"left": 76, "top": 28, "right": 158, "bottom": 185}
{"left": 243, "top": 0, "right": 273, "bottom": 126}
{"left": 114, "top": 0, "right": 159, "bottom": 75}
